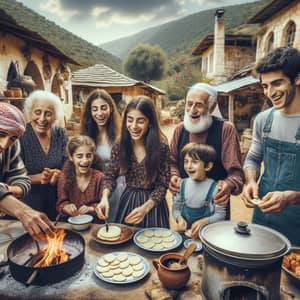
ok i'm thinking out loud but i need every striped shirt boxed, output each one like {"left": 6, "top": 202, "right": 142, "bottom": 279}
{"left": 0, "top": 140, "right": 31, "bottom": 200}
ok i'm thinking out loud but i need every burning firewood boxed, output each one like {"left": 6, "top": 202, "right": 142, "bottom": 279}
{"left": 22, "top": 229, "right": 69, "bottom": 268}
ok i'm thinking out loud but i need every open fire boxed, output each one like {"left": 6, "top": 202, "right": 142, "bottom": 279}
{"left": 24, "top": 229, "right": 69, "bottom": 268}
{"left": 34, "top": 228, "right": 69, "bottom": 268}
{"left": 8, "top": 228, "right": 85, "bottom": 285}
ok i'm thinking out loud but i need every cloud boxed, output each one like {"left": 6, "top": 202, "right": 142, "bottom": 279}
{"left": 39, "top": 0, "right": 253, "bottom": 28}
{"left": 40, "top": 0, "right": 78, "bottom": 22}
{"left": 40, "top": 0, "right": 201, "bottom": 27}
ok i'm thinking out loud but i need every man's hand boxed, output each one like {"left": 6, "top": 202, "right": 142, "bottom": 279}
{"left": 0, "top": 195, "right": 53, "bottom": 239}
{"left": 95, "top": 198, "right": 109, "bottom": 220}
{"left": 258, "top": 191, "right": 290, "bottom": 213}
{"left": 63, "top": 204, "right": 78, "bottom": 216}
{"left": 214, "top": 180, "right": 231, "bottom": 206}
{"left": 241, "top": 180, "right": 259, "bottom": 208}
{"left": 169, "top": 175, "right": 181, "bottom": 195}
{"left": 16, "top": 208, "right": 54, "bottom": 239}
{"left": 175, "top": 215, "right": 187, "bottom": 232}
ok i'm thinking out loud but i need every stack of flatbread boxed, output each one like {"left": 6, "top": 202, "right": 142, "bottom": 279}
{"left": 136, "top": 229, "right": 176, "bottom": 251}
{"left": 97, "top": 225, "right": 121, "bottom": 241}
{"left": 96, "top": 252, "right": 145, "bottom": 282}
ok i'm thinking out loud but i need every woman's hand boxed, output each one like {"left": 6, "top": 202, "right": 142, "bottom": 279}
{"left": 96, "top": 198, "right": 109, "bottom": 220}
{"left": 63, "top": 204, "right": 78, "bottom": 216}
{"left": 169, "top": 175, "right": 181, "bottom": 195}
{"left": 191, "top": 218, "right": 208, "bottom": 240}
{"left": 175, "top": 215, "right": 187, "bottom": 232}
{"left": 78, "top": 205, "right": 94, "bottom": 215}
{"left": 124, "top": 199, "right": 155, "bottom": 224}
{"left": 41, "top": 168, "right": 61, "bottom": 185}
{"left": 125, "top": 206, "right": 147, "bottom": 224}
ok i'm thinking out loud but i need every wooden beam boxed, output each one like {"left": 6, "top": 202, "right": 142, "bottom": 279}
{"left": 228, "top": 94, "right": 234, "bottom": 124}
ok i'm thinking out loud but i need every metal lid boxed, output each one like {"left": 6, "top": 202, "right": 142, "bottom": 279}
{"left": 200, "top": 221, "right": 290, "bottom": 259}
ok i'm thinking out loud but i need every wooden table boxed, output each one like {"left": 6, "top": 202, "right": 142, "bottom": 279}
{"left": 0, "top": 220, "right": 299, "bottom": 300}
{"left": 0, "top": 220, "right": 204, "bottom": 300}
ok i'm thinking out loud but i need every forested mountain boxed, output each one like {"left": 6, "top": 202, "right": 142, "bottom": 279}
{"left": 101, "top": 0, "right": 271, "bottom": 65}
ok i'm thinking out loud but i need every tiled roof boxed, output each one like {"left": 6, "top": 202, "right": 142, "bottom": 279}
{"left": 72, "top": 64, "right": 165, "bottom": 94}
{"left": 248, "top": 0, "right": 295, "bottom": 24}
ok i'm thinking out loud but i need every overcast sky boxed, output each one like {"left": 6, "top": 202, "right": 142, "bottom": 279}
{"left": 17, "top": 0, "right": 258, "bottom": 45}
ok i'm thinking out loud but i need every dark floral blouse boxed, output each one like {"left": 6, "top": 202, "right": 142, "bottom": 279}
{"left": 104, "top": 141, "right": 171, "bottom": 204}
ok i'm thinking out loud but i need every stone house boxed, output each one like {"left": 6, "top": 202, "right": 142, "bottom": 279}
{"left": 192, "top": 9, "right": 257, "bottom": 85}
{"left": 192, "top": 9, "right": 261, "bottom": 134}
{"left": 72, "top": 64, "right": 165, "bottom": 117}
{"left": 249, "top": 0, "right": 300, "bottom": 55}
{"left": 0, "top": 7, "right": 78, "bottom": 120}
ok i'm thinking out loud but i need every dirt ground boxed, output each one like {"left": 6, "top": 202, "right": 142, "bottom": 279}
{"left": 161, "top": 123, "right": 253, "bottom": 223}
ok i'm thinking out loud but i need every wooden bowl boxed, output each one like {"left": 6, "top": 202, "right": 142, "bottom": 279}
{"left": 10, "top": 88, "right": 23, "bottom": 97}
{"left": 3, "top": 90, "right": 14, "bottom": 97}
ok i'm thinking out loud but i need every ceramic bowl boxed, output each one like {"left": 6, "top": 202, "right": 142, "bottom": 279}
{"left": 68, "top": 214, "right": 93, "bottom": 231}
{"left": 282, "top": 246, "right": 300, "bottom": 288}
{"left": 184, "top": 239, "right": 202, "bottom": 252}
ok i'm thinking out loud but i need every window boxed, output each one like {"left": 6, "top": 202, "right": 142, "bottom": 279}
{"left": 202, "top": 57, "right": 208, "bottom": 74}
{"left": 266, "top": 32, "right": 274, "bottom": 53}
{"left": 285, "top": 21, "right": 296, "bottom": 47}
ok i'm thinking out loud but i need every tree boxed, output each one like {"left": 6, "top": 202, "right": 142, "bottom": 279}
{"left": 124, "top": 44, "right": 167, "bottom": 83}
{"left": 167, "top": 60, "right": 210, "bottom": 100}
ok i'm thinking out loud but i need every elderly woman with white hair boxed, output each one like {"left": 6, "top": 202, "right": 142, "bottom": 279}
{"left": 20, "top": 90, "right": 68, "bottom": 220}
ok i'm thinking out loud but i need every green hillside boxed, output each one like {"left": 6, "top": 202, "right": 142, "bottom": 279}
{"left": 101, "top": 0, "right": 271, "bottom": 64}
{"left": 0, "top": 0, "right": 121, "bottom": 70}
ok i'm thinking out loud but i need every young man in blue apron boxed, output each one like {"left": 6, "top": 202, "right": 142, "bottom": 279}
{"left": 242, "top": 47, "right": 300, "bottom": 246}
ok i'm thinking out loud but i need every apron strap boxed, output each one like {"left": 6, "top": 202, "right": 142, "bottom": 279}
{"left": 204, "top": 180, "right": 218, "bottom": 205}
{"left": 263, "top": 108, "right": 275, "bottom": 134}
{"left": 295, "top": 125, "right": 300, "bottom": 141}
{"left": 180, "top": 178, "right": 186, "bottom": 200}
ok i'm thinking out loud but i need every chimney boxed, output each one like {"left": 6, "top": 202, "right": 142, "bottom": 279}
{"left": 213, "top": 8, "right": 226, "bottom": 84}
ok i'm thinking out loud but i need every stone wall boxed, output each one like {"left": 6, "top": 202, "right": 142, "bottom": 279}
{"left": 0, "top": 31, "right": 73, "bottom": 120}
{"left": 224, "top": 46, "right": 256, "bottom": 77}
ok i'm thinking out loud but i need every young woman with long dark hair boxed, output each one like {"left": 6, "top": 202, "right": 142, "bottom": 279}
{"left": 96, "top": 96, "right": 170, "bottom": 228}
{"left": 80, "top": 89, "right": 124, "bottom": 222}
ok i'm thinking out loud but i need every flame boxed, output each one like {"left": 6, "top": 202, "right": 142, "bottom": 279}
{"left": 34, "top": 229, "right": 69, "bottom": 268}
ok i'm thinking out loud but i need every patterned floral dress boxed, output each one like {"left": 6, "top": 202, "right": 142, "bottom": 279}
{"left": 104, "top": 141, "right": 171, "bottom": 228}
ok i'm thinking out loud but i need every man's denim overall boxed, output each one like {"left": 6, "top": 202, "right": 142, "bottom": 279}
{"left": 181, "top": 179, "right": 217, "bottom": 228}
{"left": 252, "top": 108, "right": 300, "bottom": 245}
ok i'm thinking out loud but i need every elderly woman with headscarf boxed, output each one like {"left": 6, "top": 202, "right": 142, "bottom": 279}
{"left": 0, "top": 102, "right": 53, "bottom": 237}
{"left": 20, "top": 90, "right": 68, "bottom": 220}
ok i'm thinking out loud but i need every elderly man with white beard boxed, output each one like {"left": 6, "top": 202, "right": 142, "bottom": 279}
{"left": 169, "top": 83, "right": 244, "bottom": 221}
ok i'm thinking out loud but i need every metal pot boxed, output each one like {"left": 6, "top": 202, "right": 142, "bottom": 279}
{"left": 199, "top": 221, "right": 291, "bottom": 300}
{"left": 7, "top": 229, "right": 85, "bottom": 285}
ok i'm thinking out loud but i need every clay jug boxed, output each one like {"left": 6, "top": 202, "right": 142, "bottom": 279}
{"left": 153, "top": 252, "right": 191, "bottom": 290}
